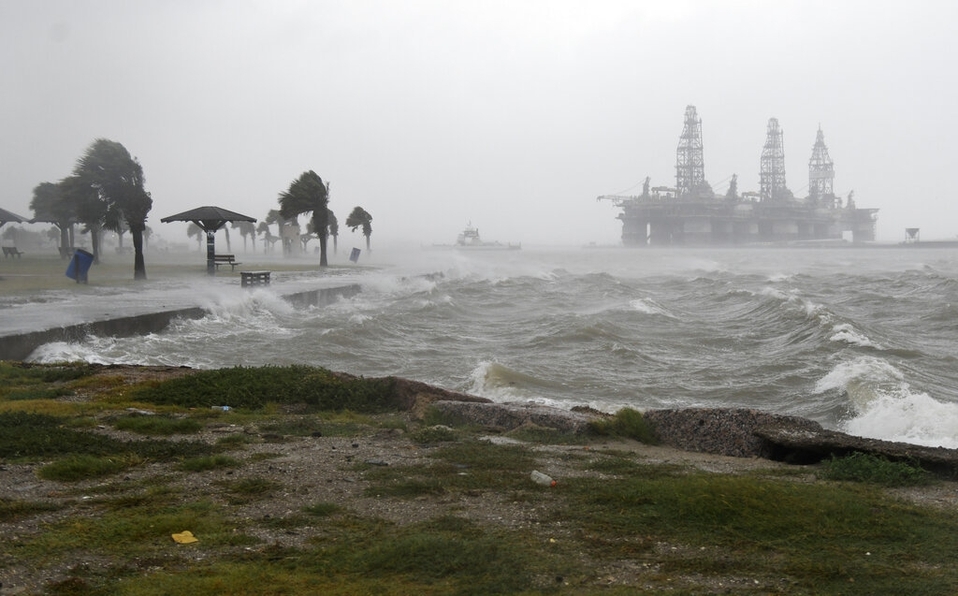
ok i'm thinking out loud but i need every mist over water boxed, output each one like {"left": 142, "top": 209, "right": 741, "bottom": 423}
{"left": 28, "top": 246, "right": 958, "bottom": 449}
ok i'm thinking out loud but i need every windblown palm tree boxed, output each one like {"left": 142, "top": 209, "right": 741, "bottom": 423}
{"left": 278, "top": 171, "right": 329, "bottom": 266}
{"left": 327, "top": 209, "right": 339, "bottom": 254}
{"left": 187, "top": 223, "right": 204, "bottom": 252}
{"left": 346, "top": 206, "right": 373, "bottom": 251}
{"left": 73, "top": 139, "right": 153, "bottom": 280}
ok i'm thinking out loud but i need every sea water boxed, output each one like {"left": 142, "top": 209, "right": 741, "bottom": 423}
{"left": 27, "top": 246, "right": 958, "bottom": 449}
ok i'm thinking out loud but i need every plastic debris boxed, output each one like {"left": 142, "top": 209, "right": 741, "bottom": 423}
{"left": 172, "top": 530, "right": 198, "bottom": 544}
{"left": 530, "top": 470, "right": 556, "bottom": 487}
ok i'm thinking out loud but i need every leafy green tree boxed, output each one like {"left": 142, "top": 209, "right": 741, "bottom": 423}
{"left": 30, "top": 181, "right": 75, "bottom": 258}
{"left": 73, "top": 139, "right": 153, "bottom": 280}
{"left": 278, "top": 171, "right": 329, "bottom": 266}
{"left": 60, "top": 174, "right": 106, "bottom": 263}
{"left": 346, "top": 206, "right": 373, "bottom": 251}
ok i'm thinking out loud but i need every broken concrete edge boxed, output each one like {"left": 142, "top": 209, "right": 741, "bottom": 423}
{"left": 429, "top": 401, "right": 958, "bottom": 479}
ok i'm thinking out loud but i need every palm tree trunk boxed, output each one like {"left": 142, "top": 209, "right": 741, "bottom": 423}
{"left": 131, "top": 222, "right": 147, "bottom": 280}
{"left": 319, "top": 231, "right": 328, "bottom": 267}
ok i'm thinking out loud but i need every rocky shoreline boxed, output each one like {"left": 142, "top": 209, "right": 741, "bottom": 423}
{"left": 429, "top": 394, "right": 958, "bottom": 479}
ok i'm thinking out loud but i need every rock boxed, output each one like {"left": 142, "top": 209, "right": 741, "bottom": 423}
{"left": 643, "top": 408, "right": 821, "bottom": 459}
{"left": 754, "top": 424, "right": 958, "bottom": 477}
{"left": 644, "top": 407, "right": 958, "bottom": 478}
{"left": 430, "top": 401, "right": 597, "bottom": 433}
{"left": 385, "top": 377, "right": 490, "bottom": 416}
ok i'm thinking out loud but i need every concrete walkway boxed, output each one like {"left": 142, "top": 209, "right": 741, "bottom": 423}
{"left": 0, "top": 271, "right": 363, "bottom": 361}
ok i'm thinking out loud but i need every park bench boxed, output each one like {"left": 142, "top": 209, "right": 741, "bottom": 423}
{"left": 213, "top": 254, "right": 241, "bottom": 271}
{"left": 241, "top": 271, "right": 271, "bottom": 287}
{"left": 2, "top": 246, "right": 23, "bottom": 258}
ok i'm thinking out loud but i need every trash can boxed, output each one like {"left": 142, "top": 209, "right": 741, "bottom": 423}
{"left": 65, "top": 249, "right": 94, "bottom": 284}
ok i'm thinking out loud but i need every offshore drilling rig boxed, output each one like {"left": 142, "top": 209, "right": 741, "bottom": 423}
{"left": 599, "top": 106, "right": 878, "bottom": 246}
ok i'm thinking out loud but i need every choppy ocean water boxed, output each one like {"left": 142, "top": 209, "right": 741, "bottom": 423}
{"left": 28, "top": 246, "right": 958, "bottom": 449}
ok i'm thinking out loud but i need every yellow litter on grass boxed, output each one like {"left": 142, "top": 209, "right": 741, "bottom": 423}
{"left": 172, "top": 530, "right": 198, "bottom": 544}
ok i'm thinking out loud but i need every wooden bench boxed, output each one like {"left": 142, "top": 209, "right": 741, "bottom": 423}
{"left": 2, "top": 246, "right": 23, "bottom": 258}
{"left": 213, "top": 254, "right": 241, "bottom": 271}
{"left": 241, "top": 271, "right": 271, "bottom": 287}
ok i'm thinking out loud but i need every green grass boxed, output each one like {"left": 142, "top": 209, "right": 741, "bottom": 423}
{"left": 112, "top": 413, "right": 203, "bottom": 436}
{"left": 128, "top": 366, "right": 400, "bottom": 412}
{"left": 303, "top": 502, "right": 343, "bottom": 518}
{"left": 558, "top": 465, "right": 958, "bottom": 593}
{"left": 38, "top": 454, "right": 133, "bottom": 481}
{"left": 180, "top": 454, "right": 242, "bottom": 472}
{"left": 0, "top": 497, "right": 62, "bottom": 522}
{"left": 588, "top": 407, "right": 657, "bottom": 443}
{"left": 821, "top": 451, "right": 933, "bottom": 486}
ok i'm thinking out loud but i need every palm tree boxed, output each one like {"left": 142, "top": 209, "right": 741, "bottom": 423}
{"left": 30, "top": 181, "right": 76, "bottom": 258}
{"left": 327, "top": 209, "right": 339, "bottom": 254}
{"left": 187, "top": 223, "right": 204, "bottom": 252}
{"left": 232, "top": 220, "right": 256, "bottom": 252}
{"left": 346, "top": 206, "right": 373, "bottom": 251}
{"left": 278, "top": 171, "right": 329, "bottom": 266}
{"left": 73, "top": 139, "right": 153, "bottom": 280}
{"left": 265, "top": 209, "right": 291, "bottom": 255}
{"left": 256, "top": 221, "right": 276, "bottom": 253}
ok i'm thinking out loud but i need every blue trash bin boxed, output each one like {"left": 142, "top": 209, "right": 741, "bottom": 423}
{"left": 65, "top": 249, "right": 94, "bottom": 284}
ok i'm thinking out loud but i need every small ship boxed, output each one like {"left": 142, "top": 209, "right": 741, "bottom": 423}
{"left": 599, "top": 106, "right": 877, "bottom": 246}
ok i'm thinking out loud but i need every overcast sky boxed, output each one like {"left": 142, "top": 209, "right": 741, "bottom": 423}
{"left": 2, "top": 0, "right": 956, "bottom": 247}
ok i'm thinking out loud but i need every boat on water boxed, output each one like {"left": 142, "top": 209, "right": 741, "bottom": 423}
{"left": 454, "top": 223, "right": 520, "bottom": 250}
{"left": 428, "top": 223, "right": 520, "bottom": 250}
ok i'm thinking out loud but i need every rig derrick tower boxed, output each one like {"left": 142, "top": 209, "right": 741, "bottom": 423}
{"left": 808, "top": 126, "right": 835, "bottom": 204}
{"left": 759, "top": 118, "right": 789, "bottom": 202}
{"left": 675, "top": 105, "right": 707, "bottom": 197}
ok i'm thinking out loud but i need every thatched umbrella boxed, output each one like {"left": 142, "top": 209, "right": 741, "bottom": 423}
{"left": 161, "top": 206, "right": 256, "bottom": 275}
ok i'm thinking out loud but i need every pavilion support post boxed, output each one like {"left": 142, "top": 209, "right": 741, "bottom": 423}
{"left": 206, "top": 230, "right": 216, "bottom": 276}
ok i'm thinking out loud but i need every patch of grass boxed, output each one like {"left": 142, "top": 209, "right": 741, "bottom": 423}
{"left": 217, "top": 477, "right": 282, "bottom": 504}
{"left": 410, "top": 425, "right": 458, "bottom": 444}
{"left": 180, "top": 454, "right": 242, "bottom": 472}
{"left": 128, "top": 366, "right": 400, "bottom": 413}
{"left": 38, "top": 454, "right": 132, "bottom": 481}
{"left": 112, "top": 414, "right": 203, "bottom": 436}
{"left": 16, "top": 499, "right": 254, "bottom": 561}
{"left": 0, "top": 497, "right": 62, "bottom": 522}
{"left": 365, "top": 440, "right": 539, "bottom": 498}
{"left": 0, "top": 361, "right": 97, "bottom": 387}
{"left": 559, "top": 468, "right": 958, "bottom": 593}
{"left": 820, "top": 451, "right": 933, "bottom": 486}
{"left": 259, "top": 417, "right": 326, "bottom": 437}
{"left": 0, "top": 411, "right": 215, "bottom": 479}
{"left": 215, "top": 433, "right": 253, "bottom": 449}
{"left": 588, "top": 407, "right": 657, "bottom": 444}
{"left": 303, "top": 502, "right": 343, "bottom": 518}
{"left": 4, "top": 386, "right": 74, "bottom": 401}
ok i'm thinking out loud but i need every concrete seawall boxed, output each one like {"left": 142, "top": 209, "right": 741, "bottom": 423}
{"left": 0, "top": 284, "right": 361, "bottom": 361}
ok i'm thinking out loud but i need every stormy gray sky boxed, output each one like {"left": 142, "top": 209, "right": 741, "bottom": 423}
{"left": 2, "top": 1, "right": 956, "bottom": 247}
